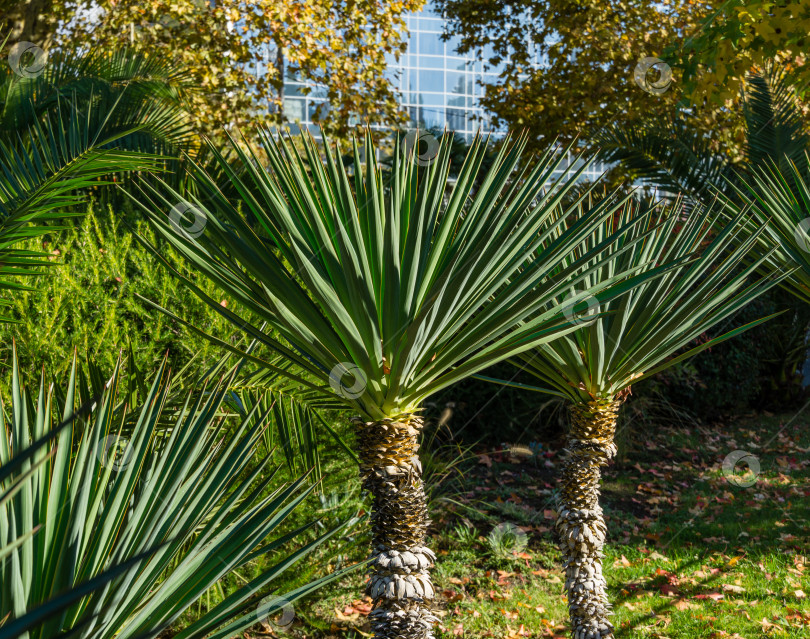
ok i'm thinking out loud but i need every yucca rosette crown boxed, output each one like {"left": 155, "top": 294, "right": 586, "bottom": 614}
{"left": 136, "top": 130, "right": 662, "bottom": 420}
{"left": 515, "top": 199, "right": 782, "bottom": 403}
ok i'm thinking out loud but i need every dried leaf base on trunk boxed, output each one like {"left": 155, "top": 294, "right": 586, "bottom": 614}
{"left": 555, "top": 397, "right": 622, "bottom": 639}
{"left": 353, "top": 415, "right": 438, "bottom": 639}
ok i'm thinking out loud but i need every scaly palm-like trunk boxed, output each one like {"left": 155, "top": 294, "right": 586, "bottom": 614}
{"left": 556, "top": 397, "right": 623, "bottom": 639}
{"left": 353, "top": 415, "right": 438, "bottom": 639}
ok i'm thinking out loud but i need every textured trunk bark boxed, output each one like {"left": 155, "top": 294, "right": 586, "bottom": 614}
{"left": 353, "top": 415, "right": 437, "bottom": 639}
{"left": 556, "top": 397, "right": 622, "bottom": 639}
{"left": 4, "top": 0, "right": 56, "bottom": 49}
{"left": 276, "top": 48, "right": 285, "bottom": 122}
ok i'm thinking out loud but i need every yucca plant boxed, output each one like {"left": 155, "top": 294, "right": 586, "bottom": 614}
{"left": 132, "top": 129, "right": 666, "bottom": 639}
{"left": 505, "top": 199, "right": 780, "bottom": 639}
{"left": 592, "top": 63, "right": 810, "bottom": 407}
{"left": 0, "top": 348, "right": 360, "bottom": 638}
{"left": 0, "top": 391, "right": 161, "bottom": 638}
{"left": 723, "top": 155, "right": 810, "bottom": 303}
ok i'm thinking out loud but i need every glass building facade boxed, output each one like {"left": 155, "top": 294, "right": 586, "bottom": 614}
{"left": 282, "top": 3, "right": 502, "bottom": 140}
{"left": 281, "top": 2, "right": 608, "bottom": 180}
{"left": 382, "top": 7, "right": 503, "bottom": 139}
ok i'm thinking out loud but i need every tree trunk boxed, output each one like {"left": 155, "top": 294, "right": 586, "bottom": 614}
{"left": 353, "top": 415, "right": 437, "bottom": 639}
{"left": 556, "top": 397, "right": 622, "bottom": 639}
{"left": 275, "top": 47, "right": 284, "bottom": 123}
{"left": 2, "top": 0, "right": 56, "bottom": 49}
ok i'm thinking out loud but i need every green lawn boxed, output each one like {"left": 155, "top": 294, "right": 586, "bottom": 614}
{"left": 288, "top": 409, "right": 809, "bottom": 638}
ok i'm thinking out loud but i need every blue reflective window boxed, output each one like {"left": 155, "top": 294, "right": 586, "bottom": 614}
{"left": 482, "top": 43, "right": 498, "bottom": 64}
{"left": 308, "top": 100, "right": 328, "bottom": 121}
{"left": 384, "top": 68, "right": 401, "bottom": 87}
{"left": 445, "top": 72, "right": 470, "bottom": 96}
{"left": 418, "top": 32, "right": 443, "bottom": 55}
{"left": 279, "top": 1, "right": 518, "bottom": 137}
{"left": 285, "top": 83, "right": 306, "bottom": 97}
{"left": 444, "top": 35, "right": 462, "bottom": 54}
{"left": 418, "top": 69, "right": 444, "bottom": 93}
{"left": 414, "top": 17, "right": 443, "bottom": 31}
{"left": 405, "top": 70, "right": 417, "bottom": 95}
{"left": 419, "top": 56, "right": 445, "bottom": 69}
{"left": 446, "top": 108, "right": 467, "bottom": 133}
{"left": 420, "top": 106, "right": 445, "bottom": 128}
{"left": 417, "top": 92, "right": 445, "bottom": 106}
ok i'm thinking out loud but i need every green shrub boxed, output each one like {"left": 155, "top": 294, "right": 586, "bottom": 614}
{"left": 0, "top": 200, "right": 249, "bottom": 380}
{"left": 656, "top": 286, "right": 810, "bottom": 419}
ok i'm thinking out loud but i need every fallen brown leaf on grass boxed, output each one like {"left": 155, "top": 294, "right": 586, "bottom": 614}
{"left": 334, "top": 608, "right": 359, "bottom": 622}
{"left": 785, "top": 607, "right": 810, "bottom": 624}
{"left": 694, "top": 592, "right": 724, "bottom": 601}
{"left": 612, "top": 554, "right": 632, "bottom": 568}
{"left": 759, "top": 617, "right": 788, "bottom": 634}
{"left": 722, "top": 584, "right": 746, "bottom": 594}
